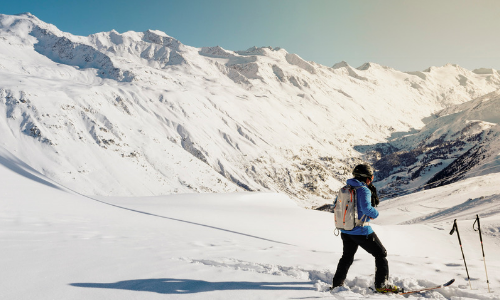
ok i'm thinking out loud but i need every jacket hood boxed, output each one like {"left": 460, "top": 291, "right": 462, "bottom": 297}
{"left": 347, "top": 178, "right": 366, "bottom": 187}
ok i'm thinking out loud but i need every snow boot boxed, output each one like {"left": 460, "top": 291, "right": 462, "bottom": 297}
{"left": 375, "top": 284, "right": 403, "bottom": 293}
{"left": 329, "top": 281, "right": 344, "bottom": 291}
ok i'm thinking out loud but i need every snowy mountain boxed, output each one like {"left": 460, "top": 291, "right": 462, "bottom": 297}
{"left": 2, "top": 13, "right": 500, "bottom": 207}
{"left": 369, "top": 90, "right": 500, "bottom": 198}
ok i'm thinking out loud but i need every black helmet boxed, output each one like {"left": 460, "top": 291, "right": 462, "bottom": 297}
{"left": 352, "top": 164, "right": 374, "bottom": 179}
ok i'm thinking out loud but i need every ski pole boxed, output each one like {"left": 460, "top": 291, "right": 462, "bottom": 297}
{"left": 473, "top": 214, "right": 491, "bottom": 293}
{"left": 450, "top": 219, "right": 472, "bottom": 289}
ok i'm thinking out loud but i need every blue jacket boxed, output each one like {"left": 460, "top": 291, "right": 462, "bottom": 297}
{"left": 340, "top": 178, "right": 379, "bottom": 235}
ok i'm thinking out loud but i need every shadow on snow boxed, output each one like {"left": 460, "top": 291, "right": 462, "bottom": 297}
{"left": 70, "top": 278, "right": 313, "bottom": 294}
{"left": 0, "top": 146, "right": 62, "bottom": 191}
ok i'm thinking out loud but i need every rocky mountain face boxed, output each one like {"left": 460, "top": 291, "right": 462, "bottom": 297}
{"left": 367, "top": 91, "right": 500, "bottom": 198}
{"left": 1, "top": 13, "right": 500, "bottom": 207}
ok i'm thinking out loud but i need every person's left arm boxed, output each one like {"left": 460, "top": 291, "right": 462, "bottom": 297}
{"left": 357, "top": 186, "right": 379, "bottom": 219}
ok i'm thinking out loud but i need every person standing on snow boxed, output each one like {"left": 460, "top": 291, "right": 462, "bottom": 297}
{"left": 331, "top": 164, "right": 401, "bottom": 293}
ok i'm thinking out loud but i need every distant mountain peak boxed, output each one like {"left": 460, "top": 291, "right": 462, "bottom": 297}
{"left": 357, "top": 62, "right": 373, "bottom": 70}
{"left": 199, "top": 46, "right": 233, "bottom": 58}
{"left": 332, "top": 61, "right": 349, "bottom": 69}
{"left": 473, "top": 68, "right": 498, "bottom": 75}
{"left": 236, "top": 46, "right": 285, "bottom": 57}
{"left": 356, "top": 62, "right": 392, "bottom": 71}
{"left": 15, "top": 12, "right": 36, "bottom": 18}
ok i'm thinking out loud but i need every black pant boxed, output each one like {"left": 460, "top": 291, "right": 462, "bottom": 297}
{"left": 332, "top": 232, "right": 388, "bottom": 288}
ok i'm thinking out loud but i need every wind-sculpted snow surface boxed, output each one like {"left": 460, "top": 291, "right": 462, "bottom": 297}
{"left": 2, "top": 13, "right": 500, "bottom": 206}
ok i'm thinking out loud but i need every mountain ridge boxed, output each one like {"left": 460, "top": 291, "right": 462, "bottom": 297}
{"left": 1, "top": 13, "right": 500, "bottom": 206}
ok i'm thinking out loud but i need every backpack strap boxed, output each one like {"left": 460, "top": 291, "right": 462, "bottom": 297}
{"left": 355, "top": 214, "right": 369, "bottom": 227}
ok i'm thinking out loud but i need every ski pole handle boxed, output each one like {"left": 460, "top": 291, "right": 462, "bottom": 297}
{"left": 473, "top": 214, "right": 483, "bottom": 243}
{"left": 449, "top": 219, "right": 457, "bottom": 235}
{"left": 473, "top": 216, "right": 478, "bottom": 231}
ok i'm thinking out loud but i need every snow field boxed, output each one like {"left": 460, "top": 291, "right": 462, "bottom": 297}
{"left": 1, "top": 146, "right": 500, "bottom": 299}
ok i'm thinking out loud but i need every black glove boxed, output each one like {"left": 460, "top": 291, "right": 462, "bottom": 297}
{"left": 368, "top": 183, "right": 379, "bottom": 207}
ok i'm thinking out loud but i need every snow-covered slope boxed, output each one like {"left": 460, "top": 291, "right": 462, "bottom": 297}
{"left": 1, "top": 144, "right": 499, "bottom": 300}
{"left": 2, "top": 13, "right": 500, "bottom": 206}
{"left": 370, "top": 90, "right": 500, "bottom": 198}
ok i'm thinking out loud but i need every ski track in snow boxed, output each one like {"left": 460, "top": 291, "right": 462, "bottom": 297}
{"left": 178, "top": 257, "right": 335, "bottom": 283}
{"left": 402, "top": 194, "right": 500, "bottom": 225}
{"left": 179, "top": 257, "right": 500, "bottom": 299}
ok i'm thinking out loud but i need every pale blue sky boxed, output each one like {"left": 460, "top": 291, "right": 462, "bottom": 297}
{"left": 3, "top": 0, "right": 500, "bottom": 71}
